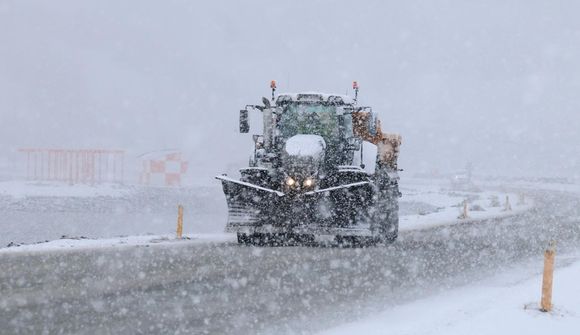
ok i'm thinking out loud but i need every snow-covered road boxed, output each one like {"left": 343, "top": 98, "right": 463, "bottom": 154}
{"left": 1, "top": 190, "right": 578, "bottom": 334}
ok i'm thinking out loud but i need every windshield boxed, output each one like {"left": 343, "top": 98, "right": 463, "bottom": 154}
{"left": 278, "top": 103, "right": 339, "bottom": 140}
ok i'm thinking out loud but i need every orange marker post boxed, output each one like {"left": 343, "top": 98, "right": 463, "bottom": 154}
{"left": 176, "top": 205, "right": 184, "bottom": 239}
{"left": 540, "top": 241, "right": 556, "bottom": 312}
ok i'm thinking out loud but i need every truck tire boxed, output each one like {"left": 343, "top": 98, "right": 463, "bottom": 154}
{"left": 237, "top": 233, "right": 266, "bottom": 245}
{"left": 383, "top": 209, "right": 399, "bottom": 243}
{"left": 335, "top": 235, "right": 377, "bottom": 248}
{"left": 237, "top": 233, "right": 251, "bottom": 245}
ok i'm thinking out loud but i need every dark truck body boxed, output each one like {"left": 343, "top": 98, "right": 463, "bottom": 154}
{"left": 217, "top": 91, "right": 402, "bottom": 245}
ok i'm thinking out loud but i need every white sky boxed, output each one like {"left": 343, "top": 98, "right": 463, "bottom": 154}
{"left": 1, "top": 0, "right": 579, "bottom": 181}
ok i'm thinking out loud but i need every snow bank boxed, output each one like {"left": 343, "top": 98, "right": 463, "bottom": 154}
{"left": 399, "top": 178, "right": 533, "bottom": 232}
{"left": 0, "top": 233, "right": 235, "bottom": 254}
{"left": 0, "top": 181, "right": 132, "bottom": 198}
{"left": 320, "top": 256, "right": 580, "bottom": 335}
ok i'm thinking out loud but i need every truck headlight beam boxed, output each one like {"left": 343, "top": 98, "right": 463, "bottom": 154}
{"left": 285, "top": 177, "right": 296, "bottom": 186}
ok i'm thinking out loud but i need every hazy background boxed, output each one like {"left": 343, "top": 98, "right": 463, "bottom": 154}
{"left": 1, "top": 0, "right": 579, "bottom": 184}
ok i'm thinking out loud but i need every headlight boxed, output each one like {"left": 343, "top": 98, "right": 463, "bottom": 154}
{"left": 285, "top": 177, "right": 296, "bottom": 186}
{"left": 303, "top": 178, "right": 314, "bottom": 187}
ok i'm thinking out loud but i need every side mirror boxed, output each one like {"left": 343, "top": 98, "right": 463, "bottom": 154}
{"left": 262, "top": 97, "right": 271, "bottom": 108}
{"left": 252, "top": 135, "right": 264, "bottom": 148}
{"left": 239, "top": 109, "right": 249, "bottom": 133}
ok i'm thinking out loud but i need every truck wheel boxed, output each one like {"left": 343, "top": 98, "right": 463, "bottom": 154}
{"left": 237, "top": 233, "right": 266, "bottom": 245}
{"left": 383, "top": 210, "right": 399, "bottom": 243}
{"left": 335, "top": 235, "right": 352, "bottom": 247}
{"left": 237, "top": 233, "right": 251, "bottom": 245}
{"left": 335, "top": 236, "right": 377, "bottom": 248}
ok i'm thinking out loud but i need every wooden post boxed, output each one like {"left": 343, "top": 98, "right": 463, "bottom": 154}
{"left": 518, "top": 193, "right": 526, "bottom": 205}
{"left": 540, "top": 241, "right": 556, "bottom": 312}
{"left": 176, "top": 205, "right": 184, "bottom": 239}
{"left": 505, "top": 195, "right": 512, "bottom": 211}
{"left": 457, "top": 200, "right": 469, "bottom": 219}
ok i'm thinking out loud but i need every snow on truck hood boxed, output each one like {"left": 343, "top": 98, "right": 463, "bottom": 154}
{"left": 285, "top": 134, "right": 326, "bottom": 158}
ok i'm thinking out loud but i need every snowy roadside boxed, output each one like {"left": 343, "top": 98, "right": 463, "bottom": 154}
{"left": 0, "top": 178, "right": 533, "bottom": 253}
{"left": 0, "top": 192, "right": 530, "bottom": 254}
{"left": 0, "top": 181, "right": 227, "bottom": 247}
{"left": 399, "top": 178, "right": 533, "bottom": 232}
{"left": 0, "top": 180, "right": 133, "bottom": 198}
{"left": 0, "top": 233, "right": 235, "bottom": 254}
{"left": 319, "top": 254, "right": 580, "bottom": 335}
{"left": 400, "top": 191, "right": 532, "bottom": 232}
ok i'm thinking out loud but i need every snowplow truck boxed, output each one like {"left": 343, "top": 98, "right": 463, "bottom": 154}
{"left": 217, "top": 87, "right": 402, "bottom": 245}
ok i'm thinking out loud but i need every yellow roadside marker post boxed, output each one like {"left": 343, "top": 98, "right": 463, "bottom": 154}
{"left": 540, "top": 241, "right": 556, "bottom": 312}
{"left": 504, "top": 195, "right": 512, "bottom": 211}
{"left": 177, "top": 205, "right": 184, "bottom": 239}
{"left": 518, "top": 193, "right": 526, "bottom": 205}
{"left": 458, "top": 200, "right": 469, "bottom": 219}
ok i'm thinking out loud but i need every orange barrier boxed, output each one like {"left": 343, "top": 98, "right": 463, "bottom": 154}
{"left": 19, "top": 148, "right": 125, "bottom": 184}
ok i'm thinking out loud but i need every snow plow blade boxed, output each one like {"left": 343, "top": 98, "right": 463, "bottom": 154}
{"left": 217, "top": 175, "right": 375, "bottom": 235}
{"left": 215, "top": 175, "right": 283, "bottom": 227}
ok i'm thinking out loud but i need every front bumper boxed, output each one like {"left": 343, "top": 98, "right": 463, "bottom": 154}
{"left": 216, "top": 175, "right": 375, "bottom": 235}
{"left": 225, "top": 224, "right": 375, "bottom": 237}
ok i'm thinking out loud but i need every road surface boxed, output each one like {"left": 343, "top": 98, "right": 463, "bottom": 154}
{"left": 1, "top": 191, "right": 579, "bottom": 334}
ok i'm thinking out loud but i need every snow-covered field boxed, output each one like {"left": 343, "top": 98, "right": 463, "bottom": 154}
{"left": 320, "top": 255, "right": 580, "bottom": 335}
